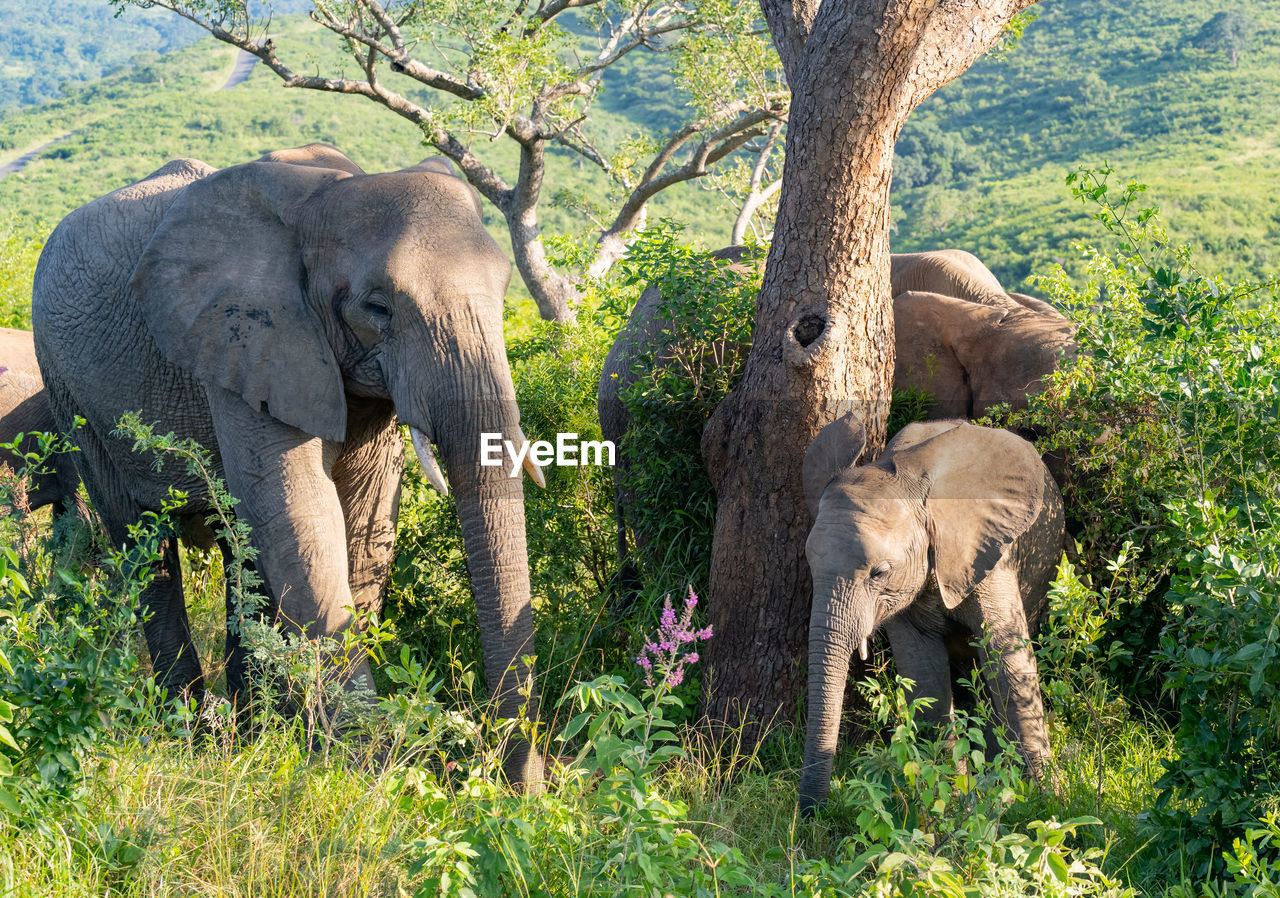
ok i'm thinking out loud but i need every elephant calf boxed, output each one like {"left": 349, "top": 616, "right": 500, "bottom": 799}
{"left": 799, "top": 416, "right": 1064, "bottom": 812}
{"left": 0, "top": 327, "right": 82, "bottom": 516}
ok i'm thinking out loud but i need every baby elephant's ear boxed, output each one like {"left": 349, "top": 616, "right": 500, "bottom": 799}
{"left": 894, "top": 422, "right": 1045, "bottom": 609}
{"left": 802, "top": 412, "right": 867, "bottom": 517}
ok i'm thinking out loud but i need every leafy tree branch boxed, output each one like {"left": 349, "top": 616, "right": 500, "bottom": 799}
{"left": 111, "top": 0, "right": 788, "bottom": 321}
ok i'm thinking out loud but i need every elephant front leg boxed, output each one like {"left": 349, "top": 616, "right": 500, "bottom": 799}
{"left": 206, "top": 388, "right": 374, "bottom": 701}
{"left": 974, "top": 568, "right": 1052, "bottom": 778}
{"left": 331, "top": 401, "right": 402, "bottom": 617}
{"left": 884, "top": 617, "right": 954, "bottom": 725}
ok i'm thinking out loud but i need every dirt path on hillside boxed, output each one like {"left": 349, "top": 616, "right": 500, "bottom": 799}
{"left": 0, "top": 132, "right": 75, "bottom": 181}
{"left": 220, "top": 50, "right": 259, "bottom": 90}
{"left": 2, "top": 48, "right": 258, "bottom": 182}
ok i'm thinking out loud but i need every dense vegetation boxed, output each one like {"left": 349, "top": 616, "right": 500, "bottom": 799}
{"left": 2, "top": 175, "right": 1279, "bottom": 894}
{"left": 2, "top": 1, "right": 1280, "bottom": 894}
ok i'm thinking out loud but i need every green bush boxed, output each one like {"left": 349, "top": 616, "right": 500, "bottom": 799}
{"left": 0, "top": 217, "right": 42, "bottom": 329}
{"left": 0, "top": 430, "right": 175, "bottom": 824}
{"left": 607, "top": 225, "right": 762, "bottom": 592}
{"left": 1018, "top": 166, "right": 1280, "bottom": 878}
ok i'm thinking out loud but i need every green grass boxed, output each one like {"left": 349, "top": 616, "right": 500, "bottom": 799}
{"left": 0, "top": 692, "right": 1180, "bottom": 896}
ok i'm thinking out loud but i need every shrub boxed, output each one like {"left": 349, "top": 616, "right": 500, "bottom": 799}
{"left": 0, "top": 216, "right": 42, "bottom": 329}
{"left": 1018, "top": 166, "right": 1280, "bottom": 877}
{"left": 607, "top": 226, "right": 763, "bottom": 594}
{"left": 0, "top": 429, "right": 176, "bottom": 825}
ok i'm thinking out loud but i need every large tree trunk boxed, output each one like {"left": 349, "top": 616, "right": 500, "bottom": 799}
{"left": 699, "top": 0, "right": 1037, "bottom": 744}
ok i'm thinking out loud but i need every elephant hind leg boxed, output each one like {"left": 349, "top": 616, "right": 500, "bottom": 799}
{"left": 52, "top": 405, "right": 204, "bottom": 704}
{"left": 140, "top": 535, "right": 205, "bottom": 703}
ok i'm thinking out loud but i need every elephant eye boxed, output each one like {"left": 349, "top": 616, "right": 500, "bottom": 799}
{"left": 871, "top": 563, "right": 891, "bottom": 580}
{"left": 363, "top": 292, "right": 392, "bottom": 321}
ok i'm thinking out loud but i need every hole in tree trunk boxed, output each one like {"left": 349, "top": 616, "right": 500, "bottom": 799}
{"left": 793, "top": 314, "right": 827, "bottom": 348}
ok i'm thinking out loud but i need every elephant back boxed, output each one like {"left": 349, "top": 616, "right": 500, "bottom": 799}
{"left": 32, "top": 158, "right": 218, "bottom": 506}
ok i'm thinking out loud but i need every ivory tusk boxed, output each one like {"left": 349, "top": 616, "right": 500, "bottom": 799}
{"left": 409, "top": 426, "right": 448, "bottom": 497}
{"left": 515, "top": 426, "right": 546, "bottom": 488}
{"left": 859, "top": 638, "right": 870, "bottom": 662}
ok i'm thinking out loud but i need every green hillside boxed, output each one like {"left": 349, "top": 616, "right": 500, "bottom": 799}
{"left": 892, "top": 0, "right": 1280, "bottom": 288}
{"left": 0, "top": 0, "right": 317, "bottom": 108}
{"left": 0, "top": 0, "right": 201, "bottom": 109}
{"left": 0, "top": 13, "right": 737, "bottom": 319}
{"left": 2, "top": 0, "right": 1279, "bottom": 298}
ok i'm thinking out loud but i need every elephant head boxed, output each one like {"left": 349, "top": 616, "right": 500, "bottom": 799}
{"left": 798, "top": 415, "right": 1049, "bottom": 811}
{"left": 128, "top": 152, "right": 544, "bottom": 780}
{"left": 893, "top": 290, "right": 1077, "bottom": 420}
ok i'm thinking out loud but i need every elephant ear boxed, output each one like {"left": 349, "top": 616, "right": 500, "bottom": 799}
{"left": 802, "top": 412, "right": 867, "bottom": 517}
{"left": 893, "top": 422, "right": 1045, "bottom": 609}
{"left": 132, "top": 161, "right": 351, "bottom": 442}
{"left": 399, "top": 157, "right": 484, "bottom": 218}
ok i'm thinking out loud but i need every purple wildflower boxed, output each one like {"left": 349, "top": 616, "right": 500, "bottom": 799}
{"left": 636, "top": 585, "right": 714, "bottom": 689}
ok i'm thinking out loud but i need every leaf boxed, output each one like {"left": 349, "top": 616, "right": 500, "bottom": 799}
{"left": 1046, "top": 851, "right": 1070, "bottom": 883}
{"left": 559, "top": 711, "right": 592, "bottom": 742}
{"left": 0, "top": 787, "right": 19, "bottom": 816}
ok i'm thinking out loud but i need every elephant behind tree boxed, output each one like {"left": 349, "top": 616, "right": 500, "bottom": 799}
{"left": 0, "top": 327, "right": 83, "bottom": 517}
{"left": 893, "top": 289, "right": 1075, "bottom": 421}
{"left": 799, "top": 416, "right": 1064, "bottom": 812}
{"left": 33, "top": 144, "right": 545, "bottom": 786}
{"left": 597, "top": 247, "right": 1074, "bottom": 561}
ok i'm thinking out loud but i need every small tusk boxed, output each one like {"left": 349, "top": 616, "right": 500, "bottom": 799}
{"left": 859, "top": 638, "right": 870, "bottom": 662}
{"left": 409, "top": 426, "right": 448, "bottom": 496}
{"left": 515, "top": 426, "right": 545, "bottom": 488}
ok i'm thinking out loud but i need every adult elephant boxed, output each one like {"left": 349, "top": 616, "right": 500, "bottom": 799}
{"left": 33, "top": 144, "right": 545, "bottom": 785}
{"left": 893, "top": 289, "right": 1076, "bottom": 420}
{"left": 0, "top": 327, "right": 83, "bottom": 517}
{"left": 597, "top": 247, "right": 1074, "bottom": 559}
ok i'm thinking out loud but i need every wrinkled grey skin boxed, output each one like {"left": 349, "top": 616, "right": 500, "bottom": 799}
{"left": 597, "top": 247, "right": 1074, "bottom": 559}
{"left": 33, "top": 144, "right": 543, "bottom": 785}
{"left": 894, "top": 289, "right": 1075, "bottom": 420}
{"left": 0, "top": 327, "right": 83, "bottom": 516}
{"left": 798, "top": 417, "right": 1063, "bottom": 813}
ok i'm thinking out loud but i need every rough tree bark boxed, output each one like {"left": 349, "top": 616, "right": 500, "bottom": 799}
{"left": 699, "top": 0, "right": 1039, "bottom": 742}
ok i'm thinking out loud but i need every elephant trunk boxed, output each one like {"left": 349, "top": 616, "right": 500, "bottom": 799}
{"left": 799, "top": 575, "right": 872, "bottom": 814}
{"left": 429, "top": 373, "right": 542, "bottom": 789}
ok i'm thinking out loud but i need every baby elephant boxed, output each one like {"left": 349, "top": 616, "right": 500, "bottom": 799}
{"left": 798, "top": 416, "right": 1064, "bottom": 812}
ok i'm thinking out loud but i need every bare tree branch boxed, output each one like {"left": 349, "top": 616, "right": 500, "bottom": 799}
{"left": 731, "top": 119, "right": 784, "bottom": 244}
{"left": 588, "top": 105, "right": 780, "bottom": 276}
{"left": 120, "top": 0, "right": 786, "bottom": 322}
